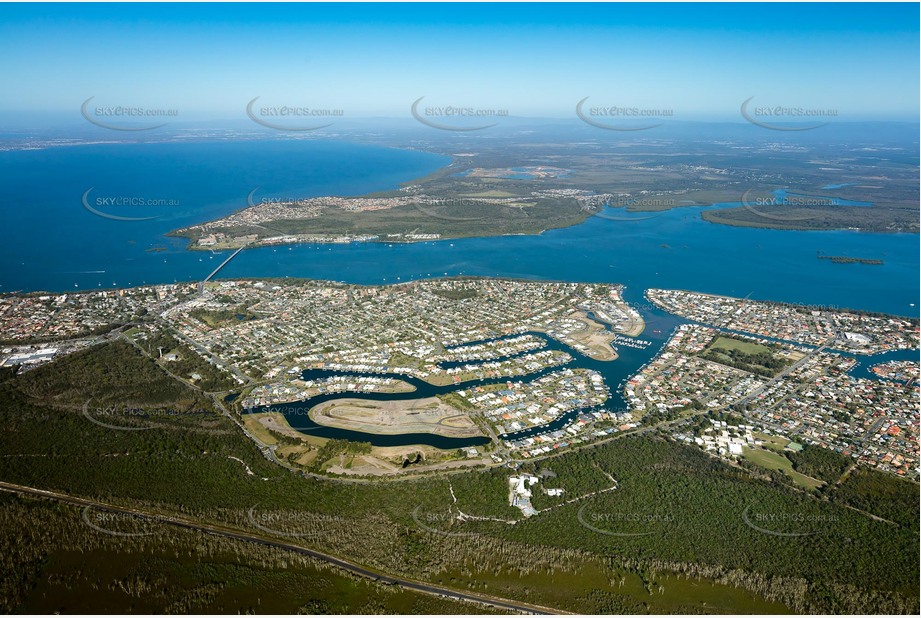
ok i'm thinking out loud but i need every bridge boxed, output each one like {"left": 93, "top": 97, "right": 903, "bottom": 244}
{"left": 198, "top": 244, "right": 250, "bottom": 293}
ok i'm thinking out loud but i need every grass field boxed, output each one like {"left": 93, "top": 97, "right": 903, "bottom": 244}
{"left": 709, "top": 336, "right": 773, "bottom": 356}
{"left": 754, "top": 431, "right": 792, "bottom": 451}
{"left": 743, "top": 446, "right": 824, "bottom": 490}
{"left": 703, "top": 336, "right": 788, "bottom": 377}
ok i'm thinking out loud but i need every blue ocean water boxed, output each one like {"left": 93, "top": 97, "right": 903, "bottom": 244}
{"left": 0, "top": 140, "right": 448, "bottom": 291}
{"left": 1, "top": 140, "right": 918, "bottom": 317}
{"left": 215, "top": 206, "right": 919, "bottom": 317}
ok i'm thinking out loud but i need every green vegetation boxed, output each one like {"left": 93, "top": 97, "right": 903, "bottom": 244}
{"left": 0, "top": 343, "right": 917, "bottom": 614}
{"left": 702, "top": 204, "right": 918, "bottom": 234}
{"left": 702, "top": 335, "right": 789, "bottom": 377}
{"left": 818, "top": 255, "right": 884, "bottom": 265}
{"left": 437, "top": 392, "right": 475, "bottom": 411}
{"left": 170, "top": 144, "right": 920, "bottom": 251}
{"left": 13, "top": 339, "right": 215, "bottom": 413}
{"left": 308, "top": 439, "right": 372, "bottom": 473}
{"left": 431, "top": 288, "right": 479, "bottom": 300}
{"left": 189, "top": 304, "right": 260, "bottom": 328}
{"left": 708, "top": 336, "right": 773, "bottom": 356}
{"left": 388, "top": 351, "right": 424, "bottom": 370}
{"left": 0, "top": 495, "right": 490, "bottom": 615}
{"left": 831, "top": 467, "right": 920, "bottom": 527}
{"left": 783, "top": 445, "right": 853, "bottom": 484}
{"left": 138, "top": 331, "right": 237, "bottom": 391}
{"left": 742, "top": 446, "right": 824, "bottom": 490}
{"left": 173, "top": 196, "right": 589, "bottom": 247}
{"left": 754, "top": 432, "right": 791, "bottom": 451}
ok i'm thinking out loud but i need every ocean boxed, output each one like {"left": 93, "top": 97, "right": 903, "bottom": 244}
{"left": 0, "top": 139, "right": 448, "bottom": 292}
{"left": 1, "top": 139, "right": 918, "bottom": 317}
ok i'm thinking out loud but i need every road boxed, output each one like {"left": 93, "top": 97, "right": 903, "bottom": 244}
{"left": 733, "top": 339, "right": 832, "bottom": 410}
{"left": 198, "top": 243, "right": 251, "bottom": 293}
{"left": 0, "top": 480, "right": 564, "bottom": 615}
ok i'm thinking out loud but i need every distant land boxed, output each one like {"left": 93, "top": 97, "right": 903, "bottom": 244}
{"left": 164, "top": 126, "right": 919, "bottom": 250}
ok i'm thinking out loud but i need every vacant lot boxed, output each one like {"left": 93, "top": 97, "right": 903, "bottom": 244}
{"left": 709, "top": 336, "right": 773, "bottom": 356}
{"left": 703, "top": 336, "right": 789, "bottom": 377}
{"left": 753, "top": 431, "right": 792, "bottom": 451}
{"left": 310, "top": 397, "right": 484, "bottom": 438}
{"left": 743, "top": 446, "right": 823, "bottom": 490}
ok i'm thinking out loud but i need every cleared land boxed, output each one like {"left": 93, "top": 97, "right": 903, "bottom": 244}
{"left": 709, "top": 336, "right": 772, "bottom": 355}
{"left": 754, "top": 431, "right": 793, "bottom": 452}
{"left": 536, "top": 311, "right": 620, "bottom": 361}
{"left": 326, "top": 444, "right": 492, "bottom": 477}
{"left": 743, "top": 446, "right": 824, "bottom": 490}
{"left": 243, "top": 411, "right": 324, "bottom": 444}
{"left": 702, "top": 336, "right": 790, "bottom": 377}
{"left": 309, "top": 397, "right": 484, "bottom": 438}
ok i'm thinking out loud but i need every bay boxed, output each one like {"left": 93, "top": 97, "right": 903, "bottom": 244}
{"left": 2, "top": 140, "right": 916, "bottom": 318}
{"left": 0, "top": 139, "right": 448, "bottom": 292}
{"left": 2, "top": 139, "right": 917, "bottom": 449}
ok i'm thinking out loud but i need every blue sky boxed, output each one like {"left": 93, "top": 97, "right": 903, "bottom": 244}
{"left": 0, "top": 2, "right": 918, "bottom": 122}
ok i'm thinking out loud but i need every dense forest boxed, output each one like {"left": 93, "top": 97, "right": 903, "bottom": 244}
{"left": 138, "top": 332, "right": 238, "bottom": 392}
{"left": 0, "top": 494, "right": 488, "bottom": 615}
{"left": 831, "top": 467, "right": 920, "bottom": 528}
{"left": 784, "top": 445, "right": 853, "bottom": 484}
{"left": 11, "top": 339, "right": 214, "bottom": 412}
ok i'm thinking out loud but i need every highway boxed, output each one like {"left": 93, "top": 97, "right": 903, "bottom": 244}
{"left": 0, "top": 480, "right": 564, "bottom": 615}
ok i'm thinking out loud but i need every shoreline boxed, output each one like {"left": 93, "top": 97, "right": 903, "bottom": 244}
{"left": 4, "top": 277, "right": 917, "bottom": 322}
{"left": 176, "top": 227, "right": 557, "bottom": 252}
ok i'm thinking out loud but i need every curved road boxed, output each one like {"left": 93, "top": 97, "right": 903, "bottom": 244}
{"left": 0, "top": 480, "right": 563, "bottom": 615}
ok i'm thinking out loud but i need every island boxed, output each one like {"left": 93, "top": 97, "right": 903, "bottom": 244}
{"left": 167, "top": 138, "right": 919, "bottom": 251}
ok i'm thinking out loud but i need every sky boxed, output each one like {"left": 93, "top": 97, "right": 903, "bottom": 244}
{"left": 0, "top": 2, "right": 918, "bottom": 123}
